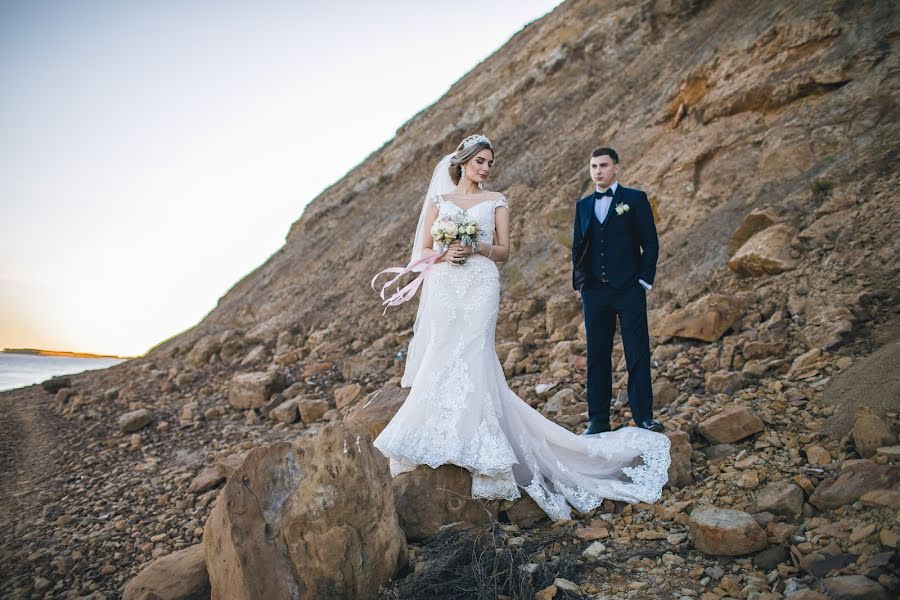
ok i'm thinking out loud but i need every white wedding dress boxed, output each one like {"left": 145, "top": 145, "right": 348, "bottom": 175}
{"left": 373, "top": 194, "right": 671, "bottom": 520}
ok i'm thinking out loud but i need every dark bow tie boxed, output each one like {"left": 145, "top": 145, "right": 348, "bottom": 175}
{"left": 594, "top": 189, "right": 613, "bottom": 198}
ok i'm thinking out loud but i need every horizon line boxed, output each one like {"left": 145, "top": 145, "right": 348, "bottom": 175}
{"left": 2, "top": 347, "right": 137, "bottom": 360}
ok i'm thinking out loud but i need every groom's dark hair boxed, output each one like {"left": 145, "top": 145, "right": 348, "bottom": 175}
{"left": 591, "top": 147, "right": 619, "bottom": 163}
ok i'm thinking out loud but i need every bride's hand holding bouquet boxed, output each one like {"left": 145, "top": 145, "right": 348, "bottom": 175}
{"left": 431, "top": 215, "right": 479, "bottom": 265}
{"left": 443, "top": 241, "right": 474, "bottom": 265}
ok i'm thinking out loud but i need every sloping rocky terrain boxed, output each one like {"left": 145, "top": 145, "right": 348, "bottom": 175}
{"left": 1, "top": 0, "right": 898, "bottom": 598}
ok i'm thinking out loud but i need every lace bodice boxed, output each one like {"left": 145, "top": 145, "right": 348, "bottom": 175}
{"left": 434, "top": 194, "right": 507, "bottom": 246}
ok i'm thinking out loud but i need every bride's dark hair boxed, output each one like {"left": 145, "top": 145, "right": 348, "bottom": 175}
{"left": 449, "top": 135, "right": 494, "bottom": 184}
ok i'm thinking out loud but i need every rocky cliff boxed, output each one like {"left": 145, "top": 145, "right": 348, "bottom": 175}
{"left": 1, "top": 0, "right": 898, "bottom": 598}
{"left": 152, "top": 0, "right": 899, "bottom": 361}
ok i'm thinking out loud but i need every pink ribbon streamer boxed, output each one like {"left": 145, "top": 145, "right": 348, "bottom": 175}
{"left": 371, "top": 250, "right": 447, "bottom": 313}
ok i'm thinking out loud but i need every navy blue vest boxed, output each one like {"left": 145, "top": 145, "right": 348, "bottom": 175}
{"left": 588, "top": 210, "right": 610, "bottom": 285}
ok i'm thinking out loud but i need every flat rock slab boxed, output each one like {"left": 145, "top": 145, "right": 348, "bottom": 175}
{"left": 806, "top": 553, "right": 859, "bottom": 578}
{"left": 750, "top": 480, "right": 804, "bottom": 517}
{"left": 187, "top": 465, "right": 226, "bottom": 495}
{"left": 688, "top": 507, "right": 767, "bottom": 556}
{"left": 650, "top": 293, "right": 747, "bottom": 342}
{"left": 118, "top": 409, "right": 153, "bottom": 433}
{"left": 823, "top": 575, "right": 890, "bottom": 600}
{"left": 122, "top": 543, "right": 210, "bottom": 600}
{"left": 698, "top": 405, "right": 764, "bottom": 444}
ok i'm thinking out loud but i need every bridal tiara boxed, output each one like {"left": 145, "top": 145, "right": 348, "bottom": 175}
{"left": 460, "top": 134, "right": 492, "bottom": 150}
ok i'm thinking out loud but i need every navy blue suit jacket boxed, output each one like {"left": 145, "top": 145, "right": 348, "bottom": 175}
{"left": 572, "top": 185, "right": 658, "bottom": 291}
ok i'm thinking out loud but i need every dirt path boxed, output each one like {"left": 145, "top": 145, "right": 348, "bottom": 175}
{"left": 0, "top": 371, "right": 295, "bottom": 599}
{"left": 0, "top": 385, "right": 70, "bottom": 596}
{"left": 0, "top": 385, "right": 66, "bottom": 521}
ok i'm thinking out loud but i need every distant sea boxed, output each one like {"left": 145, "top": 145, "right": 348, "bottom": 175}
{"left": 0, "top": 353, "right": 126, "bottom": 393}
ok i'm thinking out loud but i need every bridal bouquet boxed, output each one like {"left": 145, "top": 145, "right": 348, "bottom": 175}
{"left": 431, "top": 215, "right": 480, "bottom": 251}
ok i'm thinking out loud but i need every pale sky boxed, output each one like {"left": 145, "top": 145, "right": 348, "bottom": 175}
{"left": 0, "top": 0, "right": 562, "bottom": 357}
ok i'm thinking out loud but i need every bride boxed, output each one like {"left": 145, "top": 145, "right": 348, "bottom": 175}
{"left": 373, "top": 134, "right": 670, "bottom": 520}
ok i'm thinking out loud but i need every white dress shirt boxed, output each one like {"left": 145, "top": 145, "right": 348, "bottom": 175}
{"left": 594, "top": 181, "right": 618, "bottom": 224}
{"left": 594, "top": 182, "right": 653, "bottom": 291}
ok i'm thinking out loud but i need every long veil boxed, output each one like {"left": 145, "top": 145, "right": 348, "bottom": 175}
{"left": 410, "top": 153, "right": 456, "bottom": 269}
{"left": 401, "top": 153, "right": 457, "bottom": 386}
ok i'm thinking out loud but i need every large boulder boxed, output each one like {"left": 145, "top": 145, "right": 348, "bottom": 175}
{"left": 122, "top": 543, "right": 210, "bottom": 600}
{"left": 203, "top": 423, "right": 407, "bottom": 599}
{"left": 346, "top": 385, "right": 409, "bottom": 439}
{"left": 392, "top": 464, "right": 498, "bottom": 542}
{"left": 228, "top": 370, "right": 283, "bottom": 410}
{"left": 688, "top": 507, "right": 767, "bottom": 556}
{"left": 651, "top": 294, "right": 746, "bottom": 342}
{"left": 697, "top": 406, "right": 765, "bottom": 444}
{"left": 727, "top": 224, "right": 797, "bottom": 277}
{"left": 809, "top": 460, "right": 900, "bottom": 510}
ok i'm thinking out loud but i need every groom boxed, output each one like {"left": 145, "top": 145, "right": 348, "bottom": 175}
{"left": 572, "top": 147, "right": 663, "bottom": 434}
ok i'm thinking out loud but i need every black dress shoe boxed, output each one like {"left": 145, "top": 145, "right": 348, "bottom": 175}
{"left": 583, "top": 420, "right": 611, "bottom": 435}
{"left": 638, "top": 419, "right": 665, "bottom": 433}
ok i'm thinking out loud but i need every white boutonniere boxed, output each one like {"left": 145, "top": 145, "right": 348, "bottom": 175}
{"left": 615, "top": 203, "right": 630, "bottom": 216}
